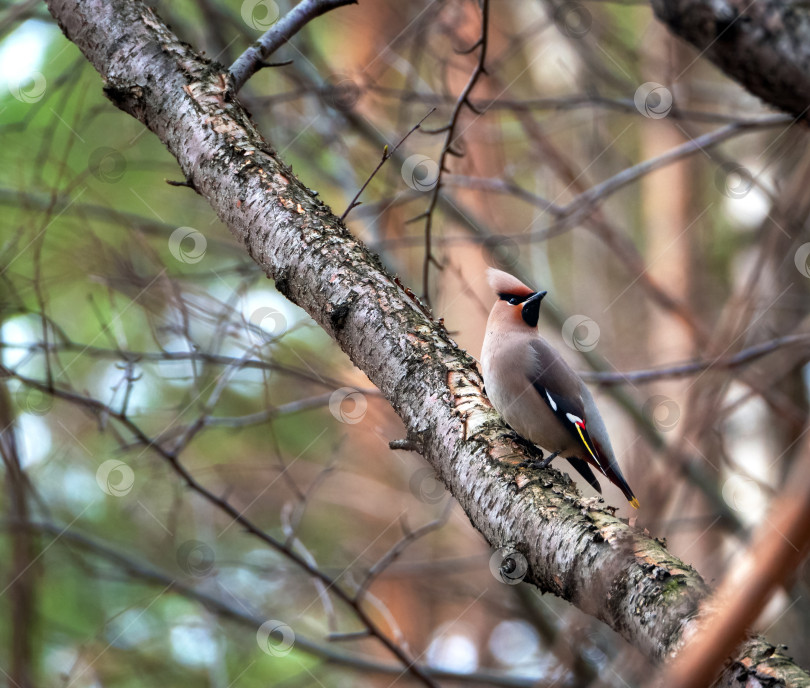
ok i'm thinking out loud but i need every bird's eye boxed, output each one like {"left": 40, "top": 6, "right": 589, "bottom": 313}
{"left": 507, "top": 296, "right": 521, "bottom": 305}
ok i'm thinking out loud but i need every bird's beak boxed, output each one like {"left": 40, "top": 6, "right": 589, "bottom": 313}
{"left": 521, "top": 290, "right": 547, "bottom": 328}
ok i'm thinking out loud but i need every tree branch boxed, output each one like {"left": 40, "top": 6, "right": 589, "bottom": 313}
{"left": 0, "top": 374, "right": 36, "bottom": 688}
{"left": 44, "top": 0, "right": 810, "bottom": 684}
{"left": 663, "top": 441, "right": 810, "bottom": 688}
{"left": 229, "top": 0, "right": 356, "bottom": 92}
{"left": 6, "top": 520, "right": 540, "bottom": 687}
{"left": 651, "top": 0, "right": 810, "bottom": 120}
{"left": 582, "top": 333, "right": 810, "bottom": 385}
{"left": 340, "top": 107, "right": 435, "bottom": 221}
{"left": 419, "top": 0, "right": 490, "bottom": 304}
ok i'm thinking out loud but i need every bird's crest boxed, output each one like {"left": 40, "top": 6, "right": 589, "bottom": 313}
{"left": 486, "top": 268, "right": 534, "bottom": 298}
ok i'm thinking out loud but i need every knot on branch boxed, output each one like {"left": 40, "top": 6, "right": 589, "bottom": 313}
{"left": 329, "top": 292, "right": 359, "bottom": 332}
{"left": 389, "top": 431, "right": 426, "bottom": 453}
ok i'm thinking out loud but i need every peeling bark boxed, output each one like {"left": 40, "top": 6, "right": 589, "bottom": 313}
{"left": 44, "top": 1, "right": 810, "bottom": 684}
{"left": 651, "top": 0, "right": 810, "bottom": 119}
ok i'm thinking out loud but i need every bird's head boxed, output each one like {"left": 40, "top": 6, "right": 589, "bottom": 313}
{"left": 486, "top": 268, "right": 547, "bottom": 329}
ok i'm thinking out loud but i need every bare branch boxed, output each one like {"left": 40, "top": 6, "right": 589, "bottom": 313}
{"left": 229, "top": 0, "right": 356, "bottom": 92}
{"left": 6, "top": 520, "right": 542, "bottom": 687}
{"left": 354, "top": 504, "right": 452, "bottom": 601}
{"left": 0, "top": 378, "right": 36, "bottom": 687}
{"left": 420, "top": 0, "right": 490, "bottom": 304}
{"left": 4, "top": 367, "right": 437, "bottom": 688}
{"left": 543, "top": 115, "right": 791, "bottom": 229}
{"left": 441, "top": 114, "right": 790, "bottom": 233}
{"left": 340, "top": 107, "right": 435, "bottom": 221}
{"left": 651, "top": 0, "right": 810, "bottom": 120}
{"left": 389, "top": 437, "right": 424, "bottom": 452}
{"left": 362, "top": 86, "right": 787, "bottom": 124}
{"left": 661, "top": 442, "right": 810, "bottom": 688}
{"left": 582, "top": 334, "right": 810, "bottom": 385}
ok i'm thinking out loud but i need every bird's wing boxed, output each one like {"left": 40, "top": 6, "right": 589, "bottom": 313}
{"left": 565, "top": 457, "right": 602, "bottom": 494}
{"left": 578, "top": 380, "right": 638, "bottom": 507}
{"left": 527, "top": 341, "right": 594, "bottom": 450}
{"left": 527, "top": 340, "right": 638, "bottom": 507}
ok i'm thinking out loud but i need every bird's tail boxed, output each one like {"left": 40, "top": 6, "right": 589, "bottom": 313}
{"left": 599, "top": 462, "right": 639, "bottom": 509}
{"left": 566, "top": 457, "right": 602, "bottom": 494}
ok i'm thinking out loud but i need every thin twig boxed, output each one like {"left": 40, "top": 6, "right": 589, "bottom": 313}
{"left": 206, "top": 391, "right": 379, "bottom": 428}
{"left": 5, "top": 520, "right": 538, "bottom": 687}
{"left": 581, "top": 334, "right": 810, "bottom": 385}
{"left": 165, "top": 178, "right": 195, "bottom": 189}
{"left": 536, "top": 114, "right": 791, "bottom": 233}
{"left": 3, "top": 369, "right": 439, "bottom": 688}
{"left": 0, "top": 340, "right": 352, "bottom": 390}
{"left": 328, "top": 630, "right": 372, "bottom": 642}
{"left": 389, "top": 438, "right": 423, "bottom": 452}
{"left": 0, "top": 383, "right": 36, "bottom": 687}
{"left": 230, "top": 0, "right": 356, "bottom": 92}
{"left": 354, "top": 503, "right": 453, "bottom": 602}
{"left": 340, "top": 108, "right": 436, "bottom": 221}
{"left": 363, "top": 86, "right": 787, "bottom": 124}
{"left": 420, "top": 0, "right": 490, "bottom": 306}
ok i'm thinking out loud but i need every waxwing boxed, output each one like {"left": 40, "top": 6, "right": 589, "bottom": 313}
{"left": 481, "top": 268, "right": 639, "bottom": 509}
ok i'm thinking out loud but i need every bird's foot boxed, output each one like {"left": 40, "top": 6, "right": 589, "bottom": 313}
{"left": 515, "top": 452, "right": 561, "bottom": 492}
{"left": 506, "top": 429, "right": 532, "bottom": 446}
{"left": 519, "top": 450, "right": 560, "bottom": 471}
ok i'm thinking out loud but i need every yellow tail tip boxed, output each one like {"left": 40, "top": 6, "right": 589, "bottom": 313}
{"left": 629, "top": 497, "right": 640, "bottom": 510}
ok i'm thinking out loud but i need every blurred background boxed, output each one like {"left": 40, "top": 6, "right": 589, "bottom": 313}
{"left": 1, "top": 0, "right": 809, "bottom": 685}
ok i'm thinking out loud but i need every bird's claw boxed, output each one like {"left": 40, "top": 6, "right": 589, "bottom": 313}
{"left": 519, "top": 451, "right": 560, "bottom": 471}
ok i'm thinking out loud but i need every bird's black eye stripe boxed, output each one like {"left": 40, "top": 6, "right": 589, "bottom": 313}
{"left": 498, "top": 292, "right": 529, "bottom": 306}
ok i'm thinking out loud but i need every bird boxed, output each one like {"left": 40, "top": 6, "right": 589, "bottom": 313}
{"left": 481, "top": 268, "right": 639, "bottom": 509}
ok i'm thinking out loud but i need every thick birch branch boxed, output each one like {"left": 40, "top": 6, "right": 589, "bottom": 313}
{"left": 651, "top": 0, "right": 810, "bottom": 119}
{"left": 45, "top": 1, "right": 810, "bottom": 684}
